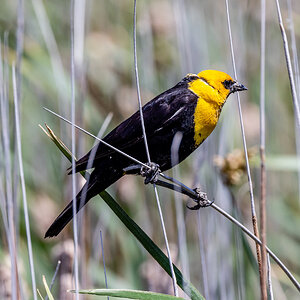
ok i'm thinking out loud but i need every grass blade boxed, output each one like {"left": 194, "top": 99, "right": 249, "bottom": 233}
{"left": 70, "top": 288, "right": 185, "bottom": 299}
{"left": 42, "top": 276, "right": 54, "bottom": 300}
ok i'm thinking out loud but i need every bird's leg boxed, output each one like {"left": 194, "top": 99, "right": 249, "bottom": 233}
{"left": 140, "top": 162, "right": 161, "bottom": 184}
{"left": 124, "top": 164, "right": 213, "bottom": 208}
{"left": 186, "top": 188, "right": 214, "bottom": 210}
{"left": 159, "top": 173, "right": 213, "bottom": 208}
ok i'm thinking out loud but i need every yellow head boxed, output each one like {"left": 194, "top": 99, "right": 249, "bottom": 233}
{"left": 188, "top": 70, "right": 247, "bottom": 105}
{"left": 187, "top": 70, "right": 247, "bottom": 147}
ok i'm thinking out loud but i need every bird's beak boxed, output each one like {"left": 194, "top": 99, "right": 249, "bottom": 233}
{"left": 230, "top": 82, "right": 247, "bottom": 93}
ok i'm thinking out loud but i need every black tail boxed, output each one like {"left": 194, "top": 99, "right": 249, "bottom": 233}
{"left": 45, "top": 171, "right": 122, "bottom": 238}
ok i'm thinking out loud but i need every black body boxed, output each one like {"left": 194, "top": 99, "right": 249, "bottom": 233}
{"left": 45, "top": 76, "right": 199, "bottom": 237}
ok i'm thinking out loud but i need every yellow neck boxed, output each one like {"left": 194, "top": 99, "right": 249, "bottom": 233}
{"left": 188, "top": 79, "right": 228, "bottom": 147}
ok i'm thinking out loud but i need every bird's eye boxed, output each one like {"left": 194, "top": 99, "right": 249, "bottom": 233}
{"left": 223, "top": 80, "right": 233, "bottom": 90}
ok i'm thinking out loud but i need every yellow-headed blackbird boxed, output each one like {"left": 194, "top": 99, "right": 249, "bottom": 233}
{"left": 45, "top": 70, "right": 247, "bottom": 237}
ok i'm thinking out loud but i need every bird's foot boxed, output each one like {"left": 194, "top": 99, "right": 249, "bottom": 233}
{"left": 187, "top": 188, "right": 214, "bottom": 210}
{"left": 140, "top": 162, "right": 161, "bottom": 184}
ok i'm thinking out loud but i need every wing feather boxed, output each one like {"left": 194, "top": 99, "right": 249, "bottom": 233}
{"left": 72, "top": 81, "right": 197, "bottom": 173}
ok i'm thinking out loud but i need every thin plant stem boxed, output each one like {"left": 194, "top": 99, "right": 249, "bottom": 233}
{"left": 196, "top": 213, "right": 209, "bottom": 300}
{"left": 31, "top": 0, "right": 69, "bottom": 118}
{"left": 5, "top": 33, "right": 23, "bottom": 300}
{"left": 14, "top": 0, "right": 24, "bottom": 184}
{"left": 267, "top": 254, "right": 274, "bottom": 300}
{"left": 73, "top": 0, "right": 87, "bottom": 288}
{"left": 70, "top": 0, "right": 79, "bottom": 298}
{"left": 274, "top": 0, "right": 300, "bottom": 127}
{"left": 50, "top": 261, "right": 61, "bottom": 291}
{"left": 173, "top": 0, "right": 192, "bottom": 74}
{"left": 0, "top": 37, "right": 19, "bottom": 300}
{"left": 0, "top": 173, "right": 9, "bottom": 233}
{"left": 16, "top": 0, "right": 24, "bottom": 105}
{"left": 74, "top": 0, "right": 86, "bottom": 73}
{"left": 45, "top": 260, "right": 61, "bottom": 300}
{"left": 171, "top": 132, "right": 191, "bottom": 298}
{"left": 286, "top": 0, "right": 300, "bottom": 205}
{"left": 13, "top": 64, "right": 37, "bottom": 300}
{"left": 31, "top": 0, "right": 70, "bottom": 166}
{"left": 133, "top": 0, "right": 178, "bottom": 295}
{"left": 100, "top": 231, "right": 109, "bottom": 300}
{"left": 13, "top": 0, "right": 24, "bottom": 237}
{"left": 153, "top": 184, "right": 179, "bottom": 297}
{"left": 260, "top": 0, "right": 268, "bottom": 298}
{"left": 0, "top": 40, "right": 8, "bottom": 232}
{"left": 224, "top": 0, "right": 262, "bottom": 289}
{"left": 260, "top": 147, "right": 267, "bottom": 298}
{"left": 0, "top": 41, "right": 15, "bottom": 299}
{"left": 133, "top": 0, "right": 151, "bottom": 164}
{"left": 286, "top": 0, "right": 300, "bottom": 98}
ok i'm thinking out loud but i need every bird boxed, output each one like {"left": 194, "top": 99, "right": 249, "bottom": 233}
{"left": 45, "top": 70, "right": 247, "bottom": 238}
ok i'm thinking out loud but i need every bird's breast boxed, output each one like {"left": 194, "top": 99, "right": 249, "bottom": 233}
{"left": 193, "top": 97, "right": 220, "bottom": 147}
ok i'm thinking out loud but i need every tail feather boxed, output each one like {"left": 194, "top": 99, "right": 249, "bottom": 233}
{"left": 45, "top": 171, "right": 122, "bottom": 238}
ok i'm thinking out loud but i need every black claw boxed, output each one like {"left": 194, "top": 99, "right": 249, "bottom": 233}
{"left": 140, "top": 162, "right": 161, "bottom": 184}
{"left": 186, "top": 203, "right": 201, "bottom": 210}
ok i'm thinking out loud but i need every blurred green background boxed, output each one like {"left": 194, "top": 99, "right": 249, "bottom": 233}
{"left": 1, "top": 0, "right": 300, "bottom": 299}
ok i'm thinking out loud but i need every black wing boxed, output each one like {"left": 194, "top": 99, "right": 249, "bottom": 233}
{"left": 72, "top": 78, "right": 197, "bottom": 172}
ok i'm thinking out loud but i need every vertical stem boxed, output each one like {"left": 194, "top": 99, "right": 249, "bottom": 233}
{"left": 196, "top": 213, "right": 210, "bottom": 300}
{"left": 153, "top": 185, "right": 179, "bottom": 296}
{"left": 260, "top": 0, "right": 268, "bottom": 298}
{"left": 0, "top": 35, "right": 19, "bottom": 300}
{"left": 259, "top": 148, "right": 267, "bottom": 298}
{"left": 13, "top": 0, "right": 24, "bottom": 236}
{"left": 173, "top": 0, "right": 192, "bottom": 74}
{"left": 74, "top": 0, "right": 87, "bottom": 288}
{"left": 274, "top": 0, "right": 300, "bottom": 127}
{"left": 267, "top": 254, "right": 274, "bottom": 300}
{"left": 171, "top": 133, "right": 191, "bottom": 298}
{"left": 133, "top": 0, "right": 178, "bottom": 295}
{"left": 224, "top": 0, "right": 263, "bottom": 292}
{"left": 13, "top": 65, "right": 37, "bottom": 300}
{"left": 133, "top": 0, "right": 151, "bottom": 163}
{"left": 15, "top": 1, "right": 24, "bottom": 295}
{"left": 286, "top": 0, "right": 300, "bottom": 205}
{"left": 45, "top": 260, "right": 61, "bottom": 300}
{"left": 16, "top": 0, "right": 24, "bottom": 105}
{"left": 70, "top": 0, "right": 79, "bottom": 298}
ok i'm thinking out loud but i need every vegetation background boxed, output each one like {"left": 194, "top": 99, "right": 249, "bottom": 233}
{"left": 0, "top": 0, "right": 300, "bottom": 299}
